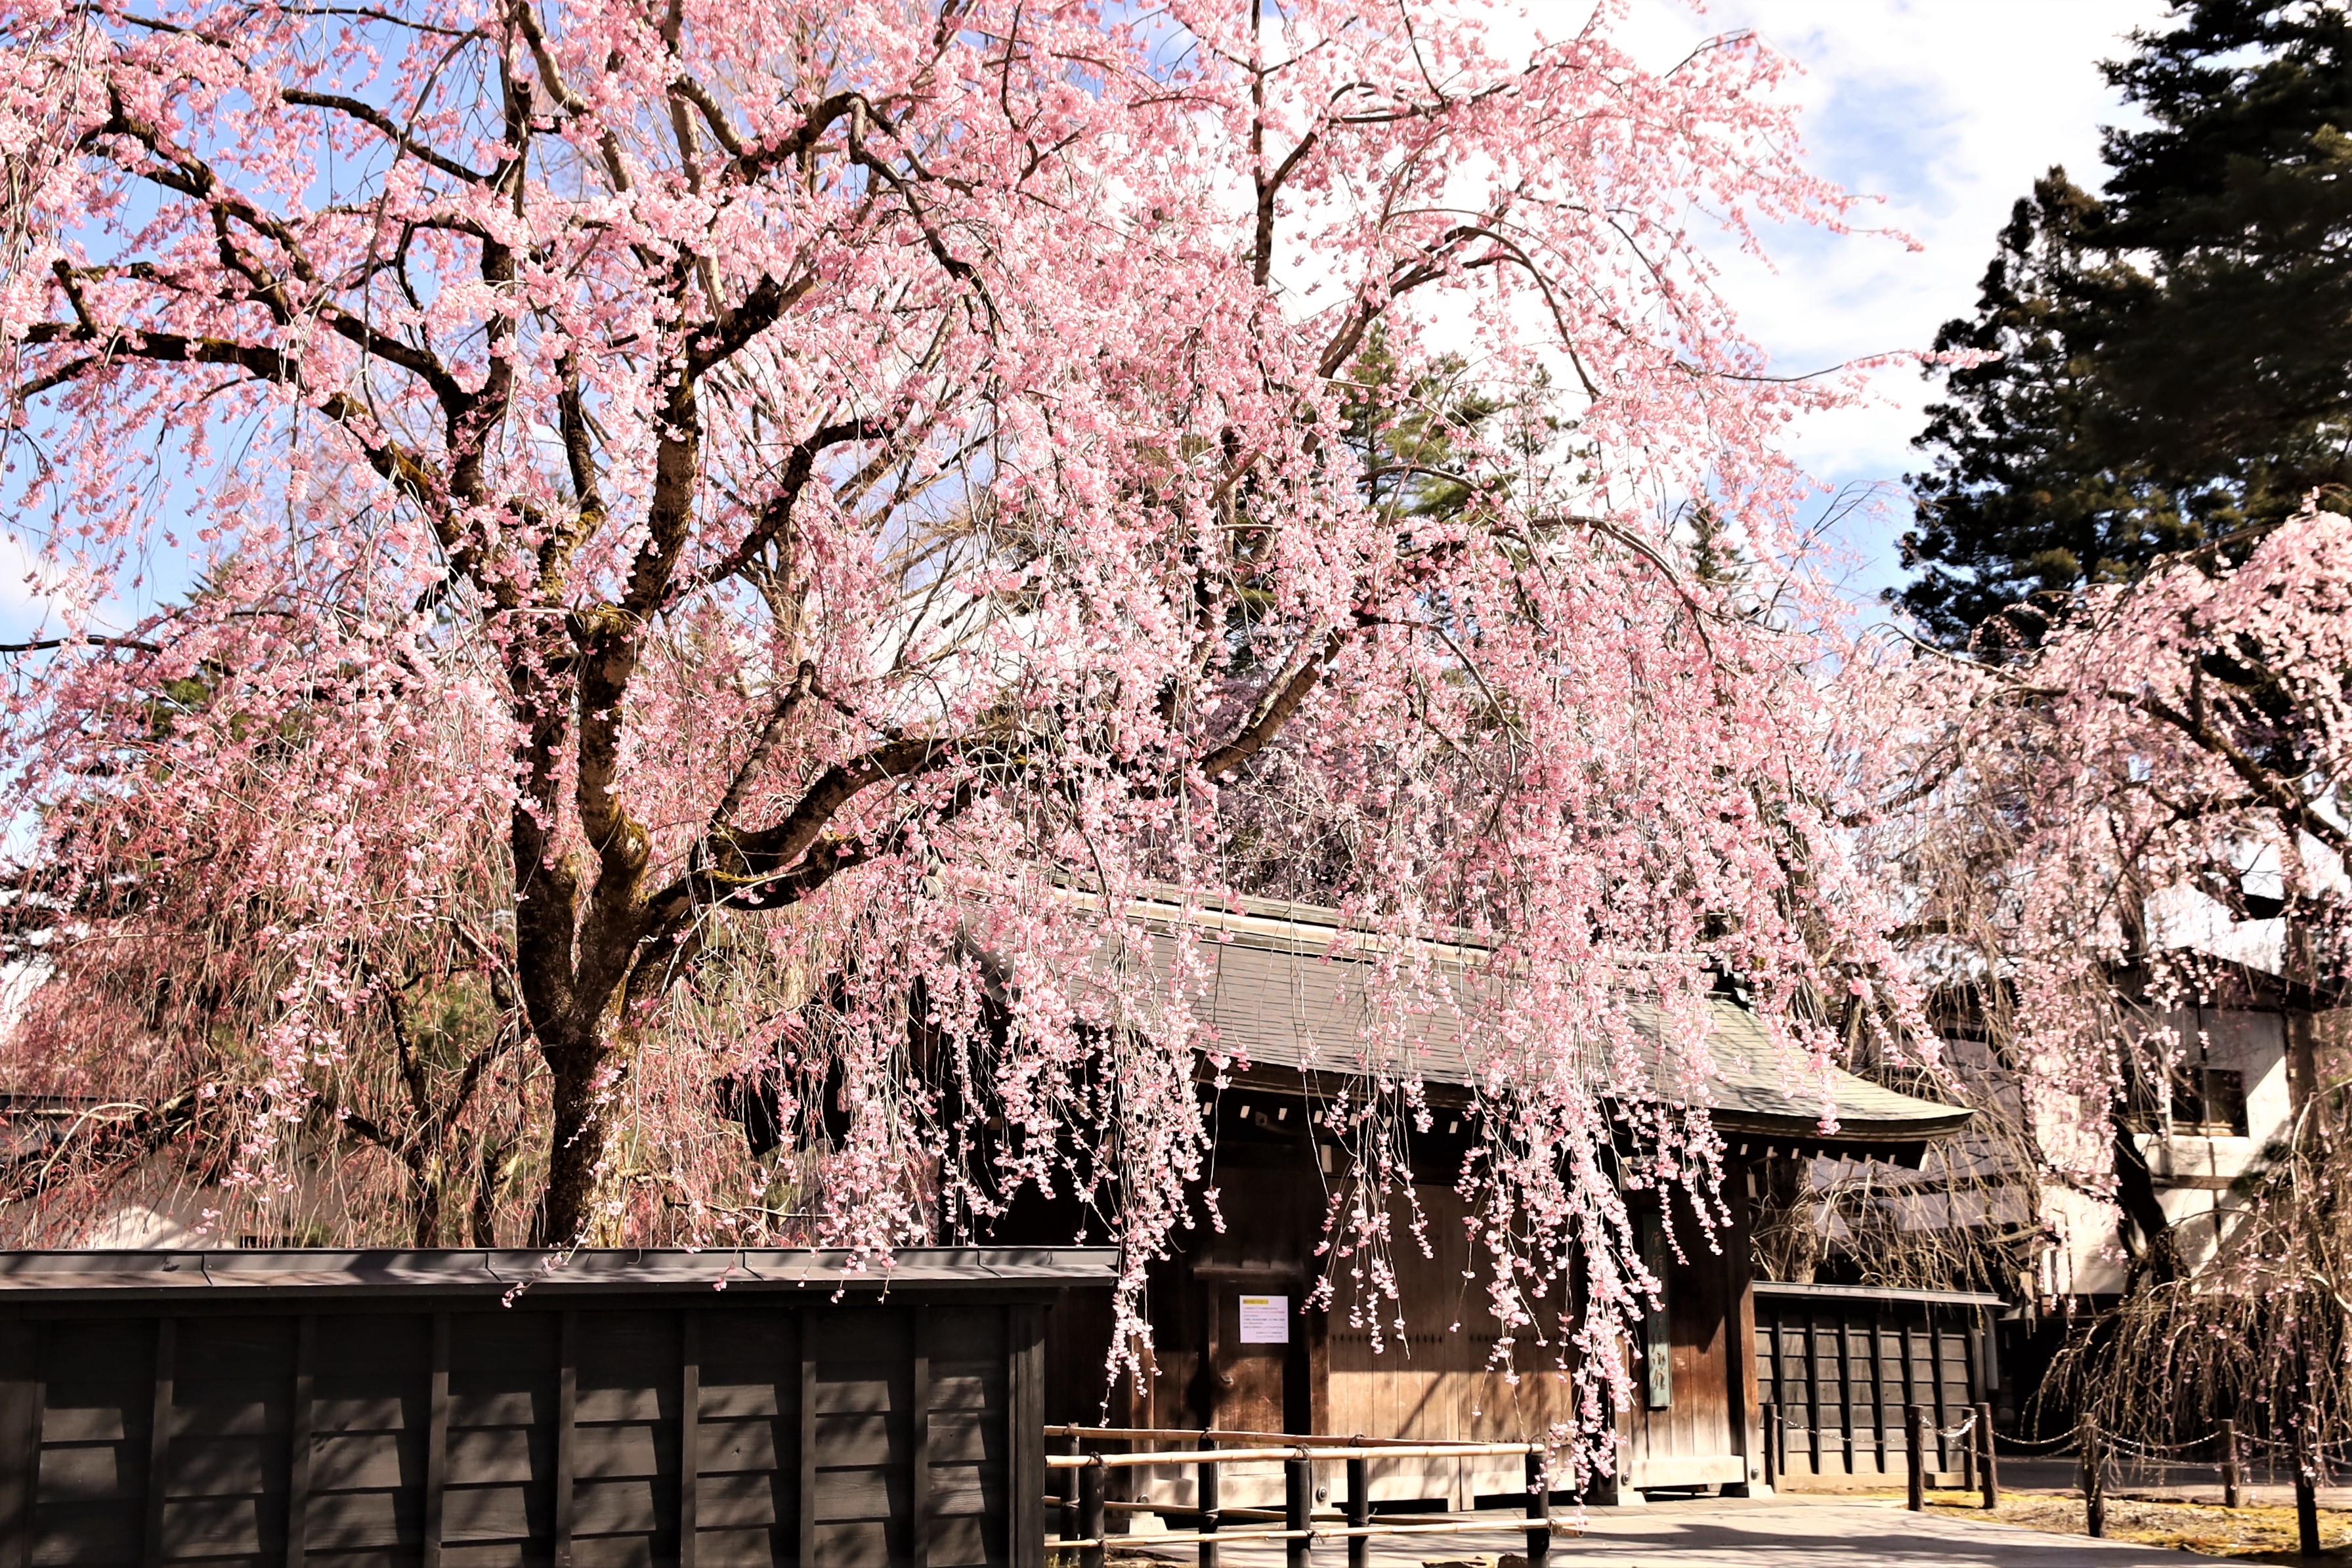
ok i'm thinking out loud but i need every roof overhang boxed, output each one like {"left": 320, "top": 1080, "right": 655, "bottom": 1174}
{"left": 0, "top": 1246, "right": 1121, "bottom": 1303}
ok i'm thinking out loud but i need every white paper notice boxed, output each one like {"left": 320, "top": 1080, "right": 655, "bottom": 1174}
{"left": 1237, "top": 1294, "right": 1289, "bottom": 1344}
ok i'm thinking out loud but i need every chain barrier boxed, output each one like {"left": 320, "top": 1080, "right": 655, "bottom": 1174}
{"left": 1767, "top": 1409, "right": 2352, "bottom": 1477}
{"left": 2103, "top": 1433, "right": 2224, "bottom": 1464}
{"left": 2104, "top": 1431, "right": 2217, "bottom": 1457}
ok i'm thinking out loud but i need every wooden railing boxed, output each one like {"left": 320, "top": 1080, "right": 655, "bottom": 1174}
{"left": 1043, "top": 1426, "right": 1564, "bottom": 1568}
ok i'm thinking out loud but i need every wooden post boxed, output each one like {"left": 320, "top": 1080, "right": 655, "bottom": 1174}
{"left": 1904, "top": 1405, "right": 1925, "bottom": 1512}
{"left": 1345, "top": 1454, "right": 1368, "bottom": 1568}
{"left": 1078, "top": 1458, "right": 1106, "bottom": 1568}
{"left": 1975, "top": 1401, "right": 1997, "bottom": 1511}
{"left": 2221, "top": 1420, "right": 2241, "bottom": 1510}
{"left": 2295, "top": 1425, "right": 2321, "bottom": 1559}
{"left": 2080, "top": 1418, "right": 2104, "bottom": 1539}
{"left": 1762, "top": 1403, "right": 1778, "bottom": 1492}
{"left": 1284, "top": 1455, "right": 1313, "bottom": 1568}
{"left": 1197, "top": 1439, "right": 1220, "bottom": 1568}
{"left": 1523, "top": 1449, "right": 1552, "bottom": 1568}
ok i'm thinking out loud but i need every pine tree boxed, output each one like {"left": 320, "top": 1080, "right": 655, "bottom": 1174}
{"left": 1901, "top": 0, "right": 2352, "bottom": 646}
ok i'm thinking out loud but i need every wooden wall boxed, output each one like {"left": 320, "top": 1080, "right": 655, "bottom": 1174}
{"left": 0, "top": 1296, "right": 1046, "bottom": 1568}
{"left": 1753, "top": 1289, "right": 1987, "bottom": 1482}
{"left": 1619, "top": 1187, "right": 1752, "bottom": 1493}
{"left": 1073, "top": 1166, "right": 1753, "bottom": 1508}
{"left": 1325, "top": 1182, "right": 1576, "bottom": 1508}
{"left": 1039, "top": 1141, "right": 1772, "bottom": 1506}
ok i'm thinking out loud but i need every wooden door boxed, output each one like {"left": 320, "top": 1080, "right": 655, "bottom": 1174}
{"left": 1212, "top": 1287, "right": 1293, "bottom": 1432}
{"left": 1625, "top": 1197, "right": 1747, "bottom": 1490}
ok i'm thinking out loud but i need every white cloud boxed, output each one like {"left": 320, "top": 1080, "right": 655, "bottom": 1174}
{"left": 1691, "top": 0, "right": 2172, "bottom": 585}
{"left": 0, "top": 529, "right": 86, "bottom": 637}
{"left": 1474, "top": 0, "right": 2170, "bottom": 589}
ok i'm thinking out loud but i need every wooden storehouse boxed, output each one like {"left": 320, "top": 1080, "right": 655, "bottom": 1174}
{"left": 1015, "top": 896, "right": 1969, "bottom": 1507}
{"left": 0, "top": 1245, "right": 1115, "bottom": 1566}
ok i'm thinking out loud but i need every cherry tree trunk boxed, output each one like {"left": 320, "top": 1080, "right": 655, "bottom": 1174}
{"left": 536, "top": 1034, "right": 612, "bottom": 1246}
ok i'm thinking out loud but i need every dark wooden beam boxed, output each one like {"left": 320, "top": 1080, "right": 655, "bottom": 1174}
{"left": 288, "top": 1315, "right": 314, "bottom": 1568}
{"left": 423, "top": 1313, "right": 448, "bottom": 1568}
{"left": 681, "top": 1311, "right": 700, "bottom": 1568}
{"left": 143, "top": 1317, "right": 175, "bottom": 1568}
{"left": 800, "top": 1315, "right": 817, "bottom": 1568}
{"left": 1009, "top": 1307, "right": 1041, "bottom": 1568}
{"left": 0, "top": 1323, "right": 42, "bottom": 1568}
{"left": 912, "top": 1307, "right": 931, "bottom": 1568}
{"left": 556, "top": 1311, "right": 577, "bottom": 1567}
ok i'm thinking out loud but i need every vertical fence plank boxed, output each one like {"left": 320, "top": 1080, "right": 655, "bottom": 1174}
{"left": 423, "top": 1313, "right": 449, "bottom": 1568}
{"left": 1868, "top": 1319, "right": 1887, "bottom": 1473}
{"left": 680, "top": 1311, "right": 700, "bottom": 1568}
{"left": 556, "top": 1311, "right": 577, "bottom": 1567}
{"left": 912, "top": 1307, "right": 931, "bottom": 1568}
{"left": 1011, "top": 1306, "right": 1045, "bottom": 1568}
{"left": 1929, "top": 1316, "right": 1951, "bottom": 1474}
{"left": 1803, "top": 1319, "right": 1821, "bottom": 1474}
{"left": 1898, "top": 1318, "right": 1917, "bottom": 1479}
{"left": 799, "top": 1315, "right": 817, "bottom": 1568}
{"left": 0, "top": 1322, "right": 42, "bottom": 1568}
{"left": 144, "top": 1317, "right": 176, "bottom": 1568}
{"left": 1836, "top": 1321, "right": 1854, "bottom": 1474}
{"left": 288, "top": 1315, "right": 314, "bottom": 1568}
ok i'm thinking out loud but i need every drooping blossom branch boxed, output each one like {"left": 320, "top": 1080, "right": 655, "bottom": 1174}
{"left": 0, "top": 0, "right": 1912, "bottom": 1466}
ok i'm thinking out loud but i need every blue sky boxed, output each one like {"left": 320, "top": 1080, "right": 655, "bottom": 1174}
{"left": 1644, "top": 0, "right": 2175, "bottom": 601}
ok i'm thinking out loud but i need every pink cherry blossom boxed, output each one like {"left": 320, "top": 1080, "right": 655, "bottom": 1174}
{"left": 0, "top": 0, "right": 1914, "bottom": 1465}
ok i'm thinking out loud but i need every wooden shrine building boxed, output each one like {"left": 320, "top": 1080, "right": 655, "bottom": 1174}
{"left": 1015, "top": 895, "right": 1969, "bottom": 1507}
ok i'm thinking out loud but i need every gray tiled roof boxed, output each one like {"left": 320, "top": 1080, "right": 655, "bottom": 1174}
{"left": 1068, "top": 895, "right": 1967, "bottom": 1147}
{"left": 0, "top": 1246, "right": 1121, "bottom": 1298}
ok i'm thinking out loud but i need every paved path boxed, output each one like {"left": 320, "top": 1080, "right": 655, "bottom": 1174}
{"left": 1556, "top": 1498, "right": 2223, "bottom": 1565}
{"left": 1120, "top": 1496, "right": 2214, "bottom": 1567}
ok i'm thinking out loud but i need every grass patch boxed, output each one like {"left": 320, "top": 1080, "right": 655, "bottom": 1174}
{"left": 1889, "top": 1486, "right": 2352, "bottom": 1559}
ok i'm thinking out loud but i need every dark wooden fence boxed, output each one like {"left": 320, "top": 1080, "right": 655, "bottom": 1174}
{"left": 0, "top": 1246, "right": 1113, "bottom": 1568}
{"left": 1751, "top": 1282, "right": 2003, "bottom": 1485}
